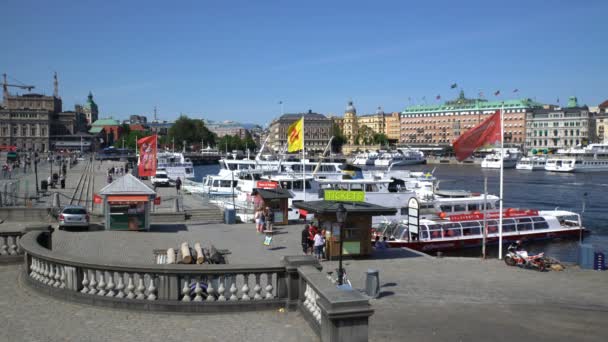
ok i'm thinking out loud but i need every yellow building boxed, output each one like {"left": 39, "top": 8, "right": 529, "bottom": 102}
{"left": 342, "top": 101, "right": 358, "bottom": 145}
{"left": 358, "top": 107, "right": 386, "bottom": 136}
{"left": 385, "top": 112, "right": 401, "bottom": 141}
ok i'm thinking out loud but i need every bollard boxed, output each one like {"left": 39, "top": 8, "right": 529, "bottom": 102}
{"left": 52, "top": 192, "right": 61, "bottom": 208}
{"left": 365, "top": 269, "right": 380, "bottom": 298}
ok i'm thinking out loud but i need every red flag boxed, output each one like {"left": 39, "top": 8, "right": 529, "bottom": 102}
{"left": 453, "top": 110, "right": 501, "bottom": 161}
{"left": 138, "top": 135, "right": 157, "bottom": 177}
{"left": 494, "top": 90, "right": 501, "bottom": 96}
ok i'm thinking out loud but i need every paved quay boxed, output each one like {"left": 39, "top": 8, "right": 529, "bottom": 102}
{"left": 0, "top": 264, "right": 316, "bottom": 342}
{"left": 49, "top": 222, "right": 608, "bottom": 341}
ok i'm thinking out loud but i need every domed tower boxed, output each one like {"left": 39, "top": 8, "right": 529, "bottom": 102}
{"left": 343, "top": 100, "right": 358, "bottom": 145}
{"left": 83, "top": 91, "right": 99, "bottom": 125}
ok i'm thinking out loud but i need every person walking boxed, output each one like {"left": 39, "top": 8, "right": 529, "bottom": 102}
{"left": 175, "top": 177, "right": 182, "bottom": 194}
{"left": 60, "top": 174, "right": 66, "bottom": 189}
{"left": 255, "top": 209, "right": 263, "bottom": 233}
{"left": 301, "top": 224, "right": 311, "bottom": 255}
{"left": 313, "top": 230, "right": 325, "bottom": 260}
{"left": 264, "top": 207, "right": 274, "bottom": 232}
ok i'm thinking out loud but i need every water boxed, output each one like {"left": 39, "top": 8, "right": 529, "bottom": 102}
{"left": 194, "top": 163, "right": 608, "bottom": 262}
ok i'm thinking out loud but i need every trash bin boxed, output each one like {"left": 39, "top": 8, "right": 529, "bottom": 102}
{"left": 41, "top": 180, "right": 48, "bottom": 191}
{"left": 365, "top": 269, "right": 380, "bottom": 298}
{"left": 224, "top": 209, "right": 236, "bottom": 224}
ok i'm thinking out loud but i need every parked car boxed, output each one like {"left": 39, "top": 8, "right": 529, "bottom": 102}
{"left": 58, "top": 205, "right": 89, "bottom": 229}
{"left": 151, "top": 170, "right": 170, "bottom": 187}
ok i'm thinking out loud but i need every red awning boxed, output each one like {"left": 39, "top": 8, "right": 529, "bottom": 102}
{"left": 107, "top": 195, "right": 149, "bottom": 203}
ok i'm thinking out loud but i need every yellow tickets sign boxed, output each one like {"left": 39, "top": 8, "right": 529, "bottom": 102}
{"left": 323, "top": 190, "right": 365, "bottom": 202}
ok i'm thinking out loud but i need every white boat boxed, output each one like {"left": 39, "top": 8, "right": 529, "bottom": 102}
{"left": 352, "top": 152, "right": 378, "bottom": 166}
{"left": 377, "top": 209, "right": 584, "bottom": 253}
{"left": 516, "top": 156, "right": 547, "bottom": 170}
{"left": 156, "top": 152, "right": 195, "bottom": 180}
{"left": 481, "top": 149, "right": 522, "bottom": 169}
{"left": 374, "top": 149, "right": 426, "bottom": 167}
{"left": 545, "top": 143, "right": 608, "bottom": 172}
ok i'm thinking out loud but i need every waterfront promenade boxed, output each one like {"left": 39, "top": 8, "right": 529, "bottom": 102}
{"left": 1, "top": 158, "right": 607, "bottom": 341}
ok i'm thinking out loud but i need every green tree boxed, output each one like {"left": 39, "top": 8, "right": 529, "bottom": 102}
{"left": 356, "top": 126, "right": 375, "bottom": 145}
{"left": 168, "top": 115, "right": 216, "bottom": 150}
{"left": 331, "top": 124, "right": 347, "bottom": 153}
{"left": 373, "top": 133, "right": 389, "bottom": 146}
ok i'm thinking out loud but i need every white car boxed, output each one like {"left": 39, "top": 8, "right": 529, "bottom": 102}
{"left": 151, "top": 170, "right": 170, "bottom": 187}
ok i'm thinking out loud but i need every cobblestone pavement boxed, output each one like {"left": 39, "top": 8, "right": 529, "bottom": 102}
{"left": 0, "top": 264, "right": 316, "bottom": 342}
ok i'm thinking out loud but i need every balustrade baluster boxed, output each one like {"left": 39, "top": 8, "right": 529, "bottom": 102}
{"left": 217, "top": 276, "right": 226, "bottom": 301}
{"left": 47, "top": 263, "right": 55, "bottom": 286}
{"left": 206, "top": 276, "right": 216, "bottom": 302}
{"left": 97, "top": 271, "right": 107, "bottom": 296}
{"left": 265, "top": 273, "right": 274, "bottom": 299}
{"left": 181, "top": 277, "right": 191, "bottom": 302}
{"left": 0, "top": 236, "right": 7, "bottom": 255}
{"left": 8, "top": 236, "right": 17, "bottom": 255}
{"left": 115, "top": 273, "right": 125, "bottom": 298}
{"left": 81, "top": 270, "right": 90, "bottom": 293}
{"left": 135, "top": 274, "right": 145, "bottom": 300}
{"left": 16, "top": 236, "right": 22, "bottom": 253}
{"left": 229, "top": 281, "right": 238, "bottom": 301}
{"left": 253, "top": 274, "right": 262, "bottom": 300}
{"left": 193, "top": 277, "right": 203, "bottom": 302}
{"left": 30, "top": 258, "right": 38, "bottom": 279}
{"left": 106, "top": 272, "right": 116, "bottom": 297}
{"left": 58, "top": 265, "right": 66, "bottom": 289}
{"left": 146, "top": 275, "right": 157, "bottom": 300}
{"left": 88, "top": 271, "right": 98, "bottom": 295}
{"left": 241, "top": 274, "right": 250, "bottom": 300}
{"left": 53, "top": 265, "right": 61, "bottom": 287}
{"left": 126, "top": 274, "right": 135, "bottom": 299}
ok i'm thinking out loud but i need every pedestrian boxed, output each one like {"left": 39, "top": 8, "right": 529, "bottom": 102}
{"left": 255, "top": 209, "right": 263, "bottom": 233}
{"left": 258, "top": 210, "right": 266, "bottom": 233}
{"left": 301, "top": 224, "right": 311, "bottom": 255}
{"left": 47, "top": 175, "right": 53, "bottom": 189}
{"left": 107, "top": 174, "right": 113, "bottom": 184}
{"left": 265, "top": 207, "right": 274, "bottom": 232}
{"left": 321, "top": 229, "right": 328, "bottom": 259}
{"left": 175, "top": 177, "right": 182, "bottom": 194}
{"left": 313, "top": 230, "right": 325, "bottom": 260}
{"left": 60, "top": 174, "right": 66, "bottom": 189}
{"left": 307, "top": 225, "right": 317, "bottom": 255}
{"left": 7, "top": 165, "right": 11, "bottom": 179}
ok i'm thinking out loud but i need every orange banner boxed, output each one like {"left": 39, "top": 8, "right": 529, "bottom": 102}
{"left": 138, "top": 135, "right": 157, "bottom": 177}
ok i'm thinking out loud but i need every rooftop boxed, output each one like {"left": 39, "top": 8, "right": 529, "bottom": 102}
{"left": 91, "top": 118, "right": 120, "bottom": 126}
{"left": 251, "top": 188, "right": 293, "bottom": 199}
{"left": 402, "top": 92, "right": 544, "bottom": 115}
{"left": 99, "top": 174, "right": 156, "bottom": 196}
{"left": 292, "top": 200, "right": 397, "bottom": 215}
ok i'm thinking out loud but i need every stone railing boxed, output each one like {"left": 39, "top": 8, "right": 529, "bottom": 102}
{"left": 20, "top": 232, "right": 373, "bottom": 341}
{"left": 0, "top": 231, "right": 24, "bottom": 263}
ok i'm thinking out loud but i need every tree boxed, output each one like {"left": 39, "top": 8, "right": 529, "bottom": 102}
{"left": 356, "top": 126, "right": 375, "bottom": 145}
{"left": 168, "top": 115, "right": 216, "bottom": 150}
{"left": 373, "top": 133, "right": 389, "bottom": 146}
{"left": 331, "top": 124, "right": 347, "bottom": 153}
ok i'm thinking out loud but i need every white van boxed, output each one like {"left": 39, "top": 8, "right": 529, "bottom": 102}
{"left": 151, "top": 169, "right": 170, "bottom": 187}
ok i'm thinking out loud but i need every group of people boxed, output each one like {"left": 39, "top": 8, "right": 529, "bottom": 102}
{"left": 254, "top": 207, "right": 275, "bottom": 233}
{"left": 374, "top": 235, "right": 389, "bottom": 249}
{"left": 1, "top": 163, "right": 13, "bottom": 179}
{"left": 106, "top": 164, "right": 129, "bottom": 184}
{"left": 301, "top": 224, "right": 327, "bottom": 260}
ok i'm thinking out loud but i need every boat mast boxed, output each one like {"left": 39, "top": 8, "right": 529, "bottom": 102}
{"left": 498, "top": 102, "right": 505, "bottom": 259}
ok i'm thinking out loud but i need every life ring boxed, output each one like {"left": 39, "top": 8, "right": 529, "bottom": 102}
{"left": 438, "top": 212, "right": 447, "bottom": 219}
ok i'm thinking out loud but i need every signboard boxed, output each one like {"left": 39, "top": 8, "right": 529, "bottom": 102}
{"left": 323, "top": 190, "right": 365, "bottom": 202}
{"left": 408, "top": 198, "right": 420, "bottom": 236}
{"left": 154, "top": 196, "right": 161, "bottom": 205}
{"left": 448, "top": 209, "right": 539, "bottom": 222}
{"left": 256, "top": 181, "right": 278, "bottom": 189}
{"left": 93, "top": 194, "right": 102, "bottom": 204}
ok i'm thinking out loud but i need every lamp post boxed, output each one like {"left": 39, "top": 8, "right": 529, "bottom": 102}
{"left": 336, "top": 203, "right": 347, "bottom": 285}
{"left": 34, "top": 151, "right": 39, "bottom": 194}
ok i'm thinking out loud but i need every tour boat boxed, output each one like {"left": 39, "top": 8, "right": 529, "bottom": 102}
{"left": 545, "top": 143, "right": 608, "bottom": 172}
{"left": 351, "top": 152, "right": 379, "bottom": 166}
{"left": 374, "top": 149, "right": 426, "bottom": 167}
{"left": 156, "top": 152, "right": 195, "bottom": 180}
{"left": 481, "top": 148, "right": 522, "bottom": 169}
{"left": 515, "top": 156, "right": 547, "bottom": 170}
{"left": 375, "top": 209, "right": 584, "bottom": 253}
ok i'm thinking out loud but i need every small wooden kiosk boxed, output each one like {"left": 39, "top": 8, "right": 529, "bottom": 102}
{"left": 98, "top": 174, "right": 157, "bottom": 231}
{"left": 293, "top": 201, "right": 396, "bottom": 258}
{"left": 251, "top": 188, "right": 293, "bottom": 225}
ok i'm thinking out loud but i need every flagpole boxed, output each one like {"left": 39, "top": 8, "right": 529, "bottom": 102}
{"left": 498, "top": 102, "right": 505, "bottom": 259}
{"left": 302, "top": 115, "right": 306, "bottom": 202}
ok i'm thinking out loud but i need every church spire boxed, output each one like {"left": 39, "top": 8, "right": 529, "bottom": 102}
{"left": 53, "top": 72, "right": 59, "bottom": 98}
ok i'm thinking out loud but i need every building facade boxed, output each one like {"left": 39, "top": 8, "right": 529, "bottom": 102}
{"left": 342, "top": 101, "right": 358, "bottom": 145}
{"left": 525, "top": 97, "right": 594, "bottom": 150}
{"left": 0, "top": 74, "right": 62, "bottom": 152}
{"left": 82, "top": 92, "right": 99, "bottom": 125}
{"left": 400, "top": 91, "right": 542, "bottom": 146}
{"left": 268, "top": 110, "right": 333, "bottom": 153}
{"left": 357, "top": 107, "right": 386, "bottom": 137}
{"left": 385, "top": 112, "right": 401, "bottom": 142}
{"left": 595, "top": 100, "right": 608, "bottom": 143}
{"left": 206, "top": 120, "right": 248, "bottom": 138}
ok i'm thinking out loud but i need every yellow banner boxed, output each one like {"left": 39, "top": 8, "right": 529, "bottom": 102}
{"left": 324, "top": 190, "right": 365, "bottom": 202}
{"left": 287, "top": 117, "right": 303, "bottom": 152}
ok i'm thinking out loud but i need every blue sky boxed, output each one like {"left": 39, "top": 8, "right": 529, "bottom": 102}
{"left": 1, "top": 0, "right": 606, "bottom": 125}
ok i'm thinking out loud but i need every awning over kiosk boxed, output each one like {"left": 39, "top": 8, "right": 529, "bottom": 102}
{"left": 107, "top": 195, "right": 149, "bottom": 202}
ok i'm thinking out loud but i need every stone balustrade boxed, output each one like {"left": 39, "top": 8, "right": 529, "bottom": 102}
{"left": 20, "top": 232, "right": 374, "bottom": 341}
{"left": 0, "top": 232, "right": 24, "bottom": 263}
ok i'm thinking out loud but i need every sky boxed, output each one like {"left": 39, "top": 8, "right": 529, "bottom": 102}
{"left": 1, "top": 0, "right": 607, "bottom": 125}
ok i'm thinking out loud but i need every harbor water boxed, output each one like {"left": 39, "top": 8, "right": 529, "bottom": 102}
{"left": 193, "top": 163, "right": 608, "bottom": 262}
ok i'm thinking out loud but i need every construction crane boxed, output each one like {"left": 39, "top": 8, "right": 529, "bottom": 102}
{"left": 2, "top": 73, "right": 35, "bottom": 99}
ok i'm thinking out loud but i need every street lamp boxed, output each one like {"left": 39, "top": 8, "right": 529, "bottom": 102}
{"left": 336, "top": 203, "right": 348, "bottom": 286}
{"left": 34, "top": 151, "right": 39, "bottom": 194}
